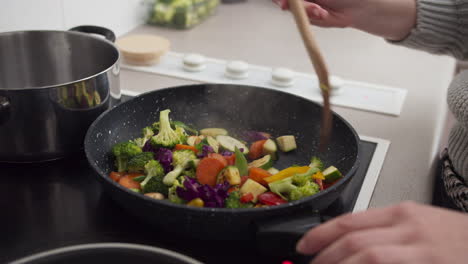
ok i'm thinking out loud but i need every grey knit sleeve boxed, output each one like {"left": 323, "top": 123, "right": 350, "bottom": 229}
{"left": 389, "top": 0, "right": 468, "bottom": 60}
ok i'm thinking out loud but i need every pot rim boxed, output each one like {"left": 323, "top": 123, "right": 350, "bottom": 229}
{"left": 9, "top": 242, "right": 204, "bottom": 264}
{"left": 0, "top": 29, "right": 120, "bottom": 91}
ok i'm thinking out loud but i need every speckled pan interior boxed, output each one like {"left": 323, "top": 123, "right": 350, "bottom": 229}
{"left": 86, "top": 84, "right": 359, "bottom": 176}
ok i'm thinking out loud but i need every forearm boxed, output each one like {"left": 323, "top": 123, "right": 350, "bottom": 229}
{"left": 389, "top": 0, "right": 468, "bottom": 60}
{"left": 350, "top": 0, "right": 417, "bottom": 41}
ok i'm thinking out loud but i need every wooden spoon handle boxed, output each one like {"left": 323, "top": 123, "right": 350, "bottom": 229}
{"left": 288, "top": 0, "right": 332, "bottom": 151}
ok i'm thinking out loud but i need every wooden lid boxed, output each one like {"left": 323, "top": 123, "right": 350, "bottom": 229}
{"left": 116, "top": 34, "right": 171, "bottom": 66}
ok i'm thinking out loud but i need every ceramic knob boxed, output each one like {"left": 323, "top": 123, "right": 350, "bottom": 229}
{"left": 183, "top": 53, "right": 206, "bottom": 72}
{"left": 225, "top": 61, "right": 249, "bottom": 79}
{"left": 271, "top": 67, "right": 295, "bottom": 87}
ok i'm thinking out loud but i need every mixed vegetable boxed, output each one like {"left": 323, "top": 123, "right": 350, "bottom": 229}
{"left": 108, "top": 109, "right": 343, "bottom": 208}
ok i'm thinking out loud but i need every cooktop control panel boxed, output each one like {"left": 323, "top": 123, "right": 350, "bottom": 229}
{"left": 122, "top": 51, "right": 407, "bottom": 116}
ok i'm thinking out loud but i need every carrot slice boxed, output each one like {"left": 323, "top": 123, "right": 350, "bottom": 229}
{"left": 175, "top": 144, "right": 198, "bottom": 153}
{"left": 109, "top": 171, "right": 123, "bottom": 182}
{"left": 207, "top": 153, "right": 228, "bottom": 167}
{"left": 196, "top": 157, "right": 226, "bottom": 186}
{"left": 225, "top": 154, "right": 236, "bottom": 166}
{"left": 119, "top": 173, "right": 143, "bottom": 190}
{"left": 248, "top": 140, "right": 267, "bottom": 160}
{"left": 248, "top": 167, "right": 272, "bottom": 186}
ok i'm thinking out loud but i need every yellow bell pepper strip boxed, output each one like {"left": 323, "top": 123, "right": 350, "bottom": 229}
{"left": 312, "top": 171, "right": 325, "bottom": 180}
{"left": 187, "top": 198, "right": 204, "bottom": 207}
{"left": 264, "top": 166, "right": 310, "bottom": 183}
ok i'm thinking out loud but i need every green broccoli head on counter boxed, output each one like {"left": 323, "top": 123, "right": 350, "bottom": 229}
{"left": 112, "top": 141, "right": 143, "bottom": 172}
{"left": 151, "top": 109, "right": 186, "bottom": 149}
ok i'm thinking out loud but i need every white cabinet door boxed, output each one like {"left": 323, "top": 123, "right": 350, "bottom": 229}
{"left": 0, "top": 0, "right": 64, "bottom": 32}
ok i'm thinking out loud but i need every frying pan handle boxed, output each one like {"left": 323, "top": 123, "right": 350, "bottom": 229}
{"left": 0, "top": 96, "right": 10, "bottom": 126}
{"left": 255, "top": 211, "right": 323, "bottom": 257}
{"left": 69, "top": 25, "right": 116, "bottom": 43}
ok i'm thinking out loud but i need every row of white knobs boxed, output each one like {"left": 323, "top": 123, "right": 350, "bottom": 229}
{"left": 182, "top": 53, "right": 343, "bottom": 93}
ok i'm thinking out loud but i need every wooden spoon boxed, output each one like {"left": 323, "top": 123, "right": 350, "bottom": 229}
{"left": 288, "top": 0, "right": 332, "bottom": 152}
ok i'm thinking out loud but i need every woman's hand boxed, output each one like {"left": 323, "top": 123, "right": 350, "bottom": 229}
{"left": 297, "top": 201, "right": 468, "bottom": 264}
{"left": 274, "top": 0, "right": 417, "bottom": 41}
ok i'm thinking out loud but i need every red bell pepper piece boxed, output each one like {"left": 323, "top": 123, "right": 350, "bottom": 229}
{"left": 315, "top": 178, "right": 324, "bottom": 191}
{"left": 258, "top": 192, "right": 287, "bottom": 206}
{"left": 240, "top": 193, "right": 254, "bottom": 203}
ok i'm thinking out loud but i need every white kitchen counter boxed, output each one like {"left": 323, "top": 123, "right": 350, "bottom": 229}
{"left": 120, "top": 1, "right": 456, "bottom": 208}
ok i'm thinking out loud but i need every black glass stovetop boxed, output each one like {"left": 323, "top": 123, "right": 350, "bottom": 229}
{"left": 0, "top": 139, "right": 376, "bottom": 264}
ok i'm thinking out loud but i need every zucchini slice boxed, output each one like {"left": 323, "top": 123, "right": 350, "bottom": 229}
{"left": 276, "top": 135, "right": 297, "bottom": 152}
{"left": 267, "top": 167, "right": 280, "bottom": 175}
{"left": 206, "top": 136, "right": 220, "bottom": 153}
{"left": 240, "top": 179, "right": 267, "bottom": 203}
{"left": 217, "top": 166, "right": 241, "bottom": 185}
{"left": 216, "top": 135, "right": 249, "bottom": 154}
{"left": 323, "top": 166, "right": 343, "bottom": 183}
{"left": 200, "top": 128, "right": 228, "bottom": 137}
{"left": 248, "top": 154, "right": 273, "bottom": 170}
{"left": 262, "top": 139, "right": 277, "bottom": 160}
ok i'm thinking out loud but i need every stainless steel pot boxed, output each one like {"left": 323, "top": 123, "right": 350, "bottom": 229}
{"left": 0, "top": 25, "right": 121, "bottom": 162}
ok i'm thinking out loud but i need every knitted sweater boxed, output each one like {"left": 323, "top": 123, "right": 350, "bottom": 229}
{"left": 392, "top": 0, "right": 468, "bottom": 181}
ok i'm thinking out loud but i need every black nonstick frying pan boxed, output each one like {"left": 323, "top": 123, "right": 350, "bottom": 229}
{"left": 84, "top": 84, "right": 360, "bottom": 254}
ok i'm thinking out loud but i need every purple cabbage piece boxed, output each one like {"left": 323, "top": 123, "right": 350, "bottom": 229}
{"left": 154, "top": 148, "right": 174, "bottom": 173}
{"left": 197, "top": 145, "right": 214, "bottom": 158}
{"left": 242, "top": 131, "right": 271, "bottom": 142}
{"left": 143, "top": 140, "right": 173, "bottom": 173}
{"left": 220, "top": 150, "right": 234, "bottom": 157}
{"left": 176, "top": 176, "right": 230, "bottom": 208}
{"left": 142, "top": 140, "right": 157, "bottom": 152}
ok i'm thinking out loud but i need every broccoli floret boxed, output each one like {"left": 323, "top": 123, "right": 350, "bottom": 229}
{"left": 127, "top": 152, "right": 155, "bottom": 173}
{"left": 133, "top": 127, "right": 154, "bottom": 148}
{"left": 182, "top": 167, "right": 196, "bottom": 178}
{"left": 163, "top": 149, "right": 197, "bottom": 185}
{"left": 112, "top": 141, "right": 142, "bottom": 172}
{"left": 268, "top": 177, "right": 297, "bottom": 200}
{"left": 142, "top": 175, "right": 169, "bottom": 195}
{"left": 154, "top": 120, "right": 198, "bottom": 136}
{"left": 225, "top": 191, "right": 254, "bottom": 209}
{"left": 175, "top": 126, "right": 188, "bottom": 144}
{"left": 309, "top": 156, "right": 324, "bottom": 170}
{"left": 140, "top": 160, "right": 166, "bottom": 194}
{"left": 151, "top": 109, "right": 185, "bottom": 149}
{"left": 290, "top": 182, "right": 320, "bottom": 201}
{"left": 168, "top": 179, "right": 185, "bottom": 204}
{"left": 269, "top": 175, "right": 320, "bottom": 201}
{"left": 292, "top": 167, "right": 320, "bottom": 186}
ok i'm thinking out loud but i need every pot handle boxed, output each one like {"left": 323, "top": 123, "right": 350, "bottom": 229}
{"left": 0, "top": 96, "right": 10, "bottom": 126}
{"left": 69, "top": 25, "right": 116, "bottom": 43}
{"left": 255, "top": 210, "right": 323, "bottom": 257}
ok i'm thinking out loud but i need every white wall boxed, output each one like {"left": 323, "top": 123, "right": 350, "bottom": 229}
{"left": 0, "top": 0, "right": 149, "bottom": 36}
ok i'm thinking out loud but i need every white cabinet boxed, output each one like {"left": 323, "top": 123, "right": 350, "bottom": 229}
{"left": 0, "top": 0, "right": 147, "bottom": 36}
{"left": 0, "top": 0, "right": 64, "bottom": 32}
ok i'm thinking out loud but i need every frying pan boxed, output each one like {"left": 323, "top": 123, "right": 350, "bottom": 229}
{"left": 84, "top": 84, "right": 360, "bottom": 254}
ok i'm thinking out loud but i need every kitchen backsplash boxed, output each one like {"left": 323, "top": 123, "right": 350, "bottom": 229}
{"left": 1, "top": 0, "right": 149, "bottom": 36}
